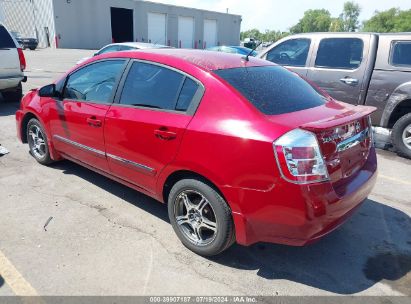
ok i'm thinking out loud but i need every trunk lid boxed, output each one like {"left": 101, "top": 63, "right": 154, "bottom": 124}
{"left": 267, "top": 101, "right": 375, "bottom": 188}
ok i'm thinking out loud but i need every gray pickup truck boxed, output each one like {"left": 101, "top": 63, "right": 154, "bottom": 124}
{"left": 259, "top": 33, "right": 411, "bottom": 158}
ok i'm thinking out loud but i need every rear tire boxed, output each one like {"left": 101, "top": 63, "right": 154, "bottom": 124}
{"left": 27, "top": 118, "right": 53, "bottom": 165}
{"left": 2, "top": 83, "right": 22, "bottom": 103}
{"left": 168, "top": 178, "right": 235, "bottom": 256}
{"left": 29, "top": 47, "right": 36, "bottom": 51}
{"left": 392, "top": 113, "right": 411, "bottom": 159}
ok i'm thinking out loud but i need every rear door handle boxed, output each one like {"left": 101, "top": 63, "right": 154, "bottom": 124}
{"left": 86, "top": 116, "right": 102, "bottom": 127}
{"left": 154, "top": 128, "right": 177, "bottom": 140}
{"left": 340, "top": 77, "right": 359, "bottom": 86}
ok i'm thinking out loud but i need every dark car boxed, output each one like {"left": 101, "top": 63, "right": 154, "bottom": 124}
{"left": 207, "top": 46, "right": 258, "bottom": 56}
{"left": 11, "top": 32, "right": 38, "bottom": 50}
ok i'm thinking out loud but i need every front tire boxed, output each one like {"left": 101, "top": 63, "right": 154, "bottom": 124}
{"left": 168, "top": 178, "right": 235, "bottom": 256}
{"left": 27, "top": 118, "right": 53, "bottom": 165}
{"left": 392, "top": 113, "right": 411, "bottom": 159}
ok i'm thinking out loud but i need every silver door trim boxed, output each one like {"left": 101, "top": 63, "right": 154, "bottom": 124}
{"left": 53, "top": 134, "right": 106, "bottom": 158}
{"left": 53, "top": 135, "right": 155, "bottom": 174}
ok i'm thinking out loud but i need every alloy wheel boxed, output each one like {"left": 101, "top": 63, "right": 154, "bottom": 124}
{"left": 28, "top": 125, "right": 46, "bottom": 159}
{"left": 174, "top": 190, "right": 218, "bottom": 246}
{"left": 403, "top": 124, "right": 411, "bottom": 150}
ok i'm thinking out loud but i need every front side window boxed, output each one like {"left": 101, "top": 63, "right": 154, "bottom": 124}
{"left": 214, "top": 66, "right": 326, "bottom": 115}
{"left": 119, "top": 62, "right": 199, "bottom": 112}
{"left": 266, "top": 39, "right": 310, "bottom": 67}
{"left": 391, "top": 41, "right": 411, "bottom": 66}
{"left": 315, "top": 38, "right": 363, "bottom": 69}
{"left": 63, "top": 60, "right": 125, "bottom": 103}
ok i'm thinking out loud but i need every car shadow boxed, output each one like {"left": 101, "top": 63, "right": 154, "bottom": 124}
{"left": 51, "top": 160, "right": 411, "bottom": 295}
{"left": 210, "top": 199, "right": 411, "bottom": 295}
{"left": 0, "top": 97, "right": 20, "bottom": 116}
{"left": 50, "top": 160, "right": 169, "bottom": 222}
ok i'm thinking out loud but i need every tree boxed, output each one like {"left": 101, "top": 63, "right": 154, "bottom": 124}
{"left": 329, "top": 15, "right": 344, "bottom": 32}
{"left": 290, "top": 9, "right": 332, "bottom": 33}
{"left": 240, "top": 28, "right": 263, "bottom": 41}
{"left": 342, "top": 1, "right": 361, "bottom": 31}
{"left": 362, "top": 8, "right": 411, "bottom": 32}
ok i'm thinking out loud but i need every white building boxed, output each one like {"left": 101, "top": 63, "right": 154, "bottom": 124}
{"left": 0, "top": 0, "right": 241, "bottom": 49}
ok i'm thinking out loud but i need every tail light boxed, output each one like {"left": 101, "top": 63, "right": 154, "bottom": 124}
{"left": 274, "top": 129, "right": 329, "bottom": 184}
{"left": 17, "top": 48, "right": 26, "bottom": 71}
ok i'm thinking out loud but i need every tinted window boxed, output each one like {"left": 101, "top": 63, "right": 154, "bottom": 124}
{"left": 120, "top": 62, "right": 186, "bottom": 110}
{"left": 97, "top": 45, "right": 119, "bottom": 55}
{"left": 118, "top": 45, "right": 137, "bottom": 51}
{"left": 176, "top": 78, "right": 199, "bottom": 111}
{"left": 0, "top": 25, "right": 16, "bottom": 48}
{"left": 315, "top": 38, "right": 363, "bottom": 69}
{"left": 266, "top": 39, "right": 310, "bottom": 66}
{"left": 214, "top": 66, "right": 326, "bottom": 115}
{"left": 64, "top": 60, "right": 125, "bottom": 103}
{"left": 391, "top": 42, "right": 411, "bottom": 66}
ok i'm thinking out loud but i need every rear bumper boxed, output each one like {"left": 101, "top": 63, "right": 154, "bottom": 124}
{"left": 224, "top": 147, "right": 378, "bottom": 246}
{"left": 0, "top": 75, "right": 24, "bottom": 91}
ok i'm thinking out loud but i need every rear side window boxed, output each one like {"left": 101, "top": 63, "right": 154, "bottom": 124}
{"left": 214, "top": 66, "right": 326, "bottom": 115}
{"left": 391, "top": 41, "right": 411, "bottom": 66}
{"left": 176, "top": 78, "right": 198, "bottom": 111}
{"left": 315, "top": 38, "right": 363, "bottom": 69}
{"left": 266, "top": 39, "right": 310, "bottom": 67}
{"left": 119, "top": 62, "right": 198, "bottom": 112}
{"left": 0, "top": 26, "right": 16, "bottom": 48}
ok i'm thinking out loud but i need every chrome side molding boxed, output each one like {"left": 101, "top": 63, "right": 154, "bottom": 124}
{"left": 53, "top": 135, "right": 155, "bottom": 174}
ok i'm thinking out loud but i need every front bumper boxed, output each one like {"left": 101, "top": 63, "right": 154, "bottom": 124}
{"left": 224, "top": 148, "right": 378, "bottom": 246}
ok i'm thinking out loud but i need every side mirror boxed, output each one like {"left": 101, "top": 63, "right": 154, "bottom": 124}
{"left": 38, "top": 84, "right": 57, "bottom": 97}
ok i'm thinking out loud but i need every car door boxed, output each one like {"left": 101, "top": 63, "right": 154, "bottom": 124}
{"left": 104, "top": 60, "right": 203, "bottom": 193}
{"left": 49, "top": 59, "right": 127, "bottom": 172}
{"left": 306, "top": 35, "right": 371, "bottom": 105}
{"left": 261, "top": 37, "right": 313, "bottom": 77}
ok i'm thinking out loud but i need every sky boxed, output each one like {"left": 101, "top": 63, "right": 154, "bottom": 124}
{"left": 156, "top": 0, "right": 411, "bottom": 31}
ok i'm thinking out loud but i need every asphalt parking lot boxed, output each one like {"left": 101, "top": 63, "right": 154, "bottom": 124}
{"left": 0, "top": 48, "right": 410, "bottom": 297}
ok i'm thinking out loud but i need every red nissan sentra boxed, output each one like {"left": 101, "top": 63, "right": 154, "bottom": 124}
{"left": 16, "top": 49, "right": 377, "bottom": 256}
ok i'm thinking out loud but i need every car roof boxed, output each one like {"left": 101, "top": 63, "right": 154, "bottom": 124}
{"left": 109, "top": 48, "right": 272, "bottom": 71}
{"left": 104, "top": 42, "right": 169, "bottom": 49}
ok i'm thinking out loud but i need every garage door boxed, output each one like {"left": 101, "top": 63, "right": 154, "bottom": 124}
{"left": 203, "top": 19, "right": 217, "bottom": 48}
{"left": 148, "top": 13, "right": 166, "bottom": 45}
{"left": 178, "top": 16, "right": 194, "bottom": 48}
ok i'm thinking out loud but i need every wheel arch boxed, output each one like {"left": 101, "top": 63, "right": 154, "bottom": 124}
{"left": 20, "top": 111, "right": 40, "bottom": 143}
{"left": 162, "top": 169, "right": 228, "bottom": 208}
{"left": 387, "top": 99, "right": 411, "bottom": 129}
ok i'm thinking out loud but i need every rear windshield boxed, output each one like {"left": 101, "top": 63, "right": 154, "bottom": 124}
{"left": 214, "top": 66, "right": 326, "bottom": 115}
{"left": 0, "top": 25, "right": 16, "bottom": 48}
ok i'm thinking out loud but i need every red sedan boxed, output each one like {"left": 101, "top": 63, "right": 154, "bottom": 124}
{"left": 16, "top": 49, "right": 377, "bottom": 256}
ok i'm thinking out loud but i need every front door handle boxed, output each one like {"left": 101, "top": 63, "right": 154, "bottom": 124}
{"left": 154, "top": 128, "right": 177, "bottom": 140}
{"left": 340, "top": 77, "right": 359, "bottom": 86}
{"left": 86, "top": 116, "right": 102, "bottom": 128}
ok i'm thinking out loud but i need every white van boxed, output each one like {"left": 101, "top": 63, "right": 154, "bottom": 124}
{"left": 0, "top": 23, "right": 26, "bottom": 102}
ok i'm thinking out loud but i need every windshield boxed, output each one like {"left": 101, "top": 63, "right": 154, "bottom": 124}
{"left": 214, "top": 66, "right": 326, "bottom": 115}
